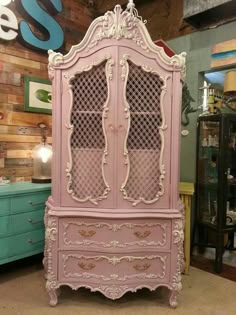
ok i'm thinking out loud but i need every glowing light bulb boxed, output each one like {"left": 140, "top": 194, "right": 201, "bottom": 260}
{"left": 38, "top": 145, "right": 52, "bottom": 163}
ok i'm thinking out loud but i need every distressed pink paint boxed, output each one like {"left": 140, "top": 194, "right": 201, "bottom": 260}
{"left": 44, "top": 4, "right": 186, "bottom": 308}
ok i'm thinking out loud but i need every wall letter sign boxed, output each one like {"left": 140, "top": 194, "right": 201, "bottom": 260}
{"left": 0, "top": 0, "right": 64, "bottom": 52}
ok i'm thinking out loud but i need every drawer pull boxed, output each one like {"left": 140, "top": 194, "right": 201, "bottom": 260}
{"left": 133, "top": 263, "right": 151, "bottom": 271}
{"left": 28, "top": 239, "right": 44, "bottom": 244}
{"left": 78, "top": 230, "right": 96, "bottom": 238}
{"left": 134, "top": 231, "right": 151, "bottom": 239}
{"left": 28, "top": 218, "right": 42, "bottom": 224}
{"left": 28, "top": 201, "right": 45, "bottom": 206}
{"left": 78, "top": 262, "right": 96, "bottom": 270}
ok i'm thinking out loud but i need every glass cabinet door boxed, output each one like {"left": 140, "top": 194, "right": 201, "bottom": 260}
{"left": 197, "top": 120, "right": 220, "bottom": 225}
{"left": 225, "top": 120, "right": 236, "bottom": 225}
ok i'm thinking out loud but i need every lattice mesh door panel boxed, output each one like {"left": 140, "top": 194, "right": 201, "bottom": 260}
{"left": 123, "top": 60, "right": 164, "bottom": 202}
{"left": 69, "top": 61, "right": 108, "bottom": 201}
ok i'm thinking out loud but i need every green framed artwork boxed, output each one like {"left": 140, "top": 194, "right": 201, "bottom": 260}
{"left": 24, "top": 76, "right": 52, "bottom": 114}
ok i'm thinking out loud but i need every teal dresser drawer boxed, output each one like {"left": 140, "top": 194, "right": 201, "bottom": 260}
{"left": 10, "top": 210, "right": 44, "bottom": 235}
{"left": 10, "top": 229, "right": 45, "bottom": 257}
{"left": 0, "top": 197, "right": 10, "bottom": 216}
{"left": 11, "top": 191, "right": 49, "bottom": 214}
{"left": 0, "top": 182, "right": 51, "bottom": 265}
{"left": 0, "top": 238, "right": 10, "bottom": 259}
{"left": 0, "top": 216, "right": 10, "bottom": 237}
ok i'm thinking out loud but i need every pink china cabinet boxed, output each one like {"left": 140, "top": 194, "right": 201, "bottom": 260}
{"left": 44, "top": 0, "right": 186, "bottom": 307}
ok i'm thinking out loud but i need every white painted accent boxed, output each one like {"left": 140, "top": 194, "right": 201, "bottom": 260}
{"left": 0, "top": 0, "right": 12, "bottom": 6}
{"left": 65, "top": 55, "right": 113, "bottom": 204}
{"left": 181, "top": 129, "right": 189, "bottom": 136}
{"left": 0, "top": 5, "right": 18, "bottom": 41}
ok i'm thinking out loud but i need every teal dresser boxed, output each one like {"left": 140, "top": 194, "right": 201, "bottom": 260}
{"left": 0, "top": 182, "right": 51, "bottom": 265}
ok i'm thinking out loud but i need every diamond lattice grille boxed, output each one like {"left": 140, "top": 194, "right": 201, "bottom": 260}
{"left": 124, "top": 61, "right": 164, "bottom": 202}
{"left": 69, "top": 61, "right": 108, "bottom": 201}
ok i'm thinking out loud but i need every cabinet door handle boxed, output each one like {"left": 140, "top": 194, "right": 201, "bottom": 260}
{"left": 133, "top": 263, "right": 151, "bottom": 271}
{"left": 78, "top": 230, "right": 96, "bottom": 237}
{"left": 28, "top": 218, "right": 42, "bottom": 224}
{"left": 78, "top": 262, "right": 96, "bottom": 270}
{"left": 28, "top": 201, "right": 45, "bottom": 206}
{"left": 134, "top": 231, "right": 151, "bottom": 239}
{"left": 28, "top": 239, "right": 44, "bottom": 244}
{"left": 108, "top": 124, "right": 115, "bottom": 132}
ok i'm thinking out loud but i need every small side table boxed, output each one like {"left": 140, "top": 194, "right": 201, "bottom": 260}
{"left": 179, "top": 182, "right": 194, "bottom": 274}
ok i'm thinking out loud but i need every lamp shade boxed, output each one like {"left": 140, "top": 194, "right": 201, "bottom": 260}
{"left": 32, "top": 140, "right": 52, "bottom": 183}
{"left": 224, "top": 70, "right": 236, "bottom": 95}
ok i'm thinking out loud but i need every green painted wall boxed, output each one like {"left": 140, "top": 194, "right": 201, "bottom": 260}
{"left": 167, "top": 20, "right": 236, "bottom": 182}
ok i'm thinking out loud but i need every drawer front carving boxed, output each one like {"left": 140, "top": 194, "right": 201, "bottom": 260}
{"left": 0, "top": 197, "right": 10, "bottom": 216}
{"left": 59, "top": 219, "right": 171, "bottom": 250}
{"left": 11, "top": 192, "right": 48, "bottom": 214}
{"left": 58, "top": 251, "right": 170, "bottom": 283}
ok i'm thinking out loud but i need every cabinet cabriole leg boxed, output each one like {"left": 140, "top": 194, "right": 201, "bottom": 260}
{"left": 169, "top": 289, "right": 179, "bottom": 308}
{"left": 48, "top": 289, "right": 58, "bottom": 306}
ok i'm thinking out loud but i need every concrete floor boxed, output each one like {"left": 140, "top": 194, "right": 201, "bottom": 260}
{"left": 0, "top": 262, "right": 236, "bottom": 315}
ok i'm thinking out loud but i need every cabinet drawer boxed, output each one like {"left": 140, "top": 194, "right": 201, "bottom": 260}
{"left": 0, "top": 238, "right": 10, "bottom": 259}
{"left": 58, "top": 251, "right": 170, "bottom": 283}
{"left": 10, "top": 192, "right": 48, "bottom": 214}
{"left": 59, "top": 218, "right": 171, "bottom": 251}
{"left": 10, "top": 229, "right": 45, "bottom": 256}
{"left": 0, "top": 216, "right": 10, "bottom": 237}
{"left": 0, "top": 197, "right": 10, "bottom": 216}
{"left": 10, "top": 210, "right": 44, "bottom": 235}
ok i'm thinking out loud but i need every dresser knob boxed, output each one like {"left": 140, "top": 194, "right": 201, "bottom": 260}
{"left": 134, "top": 231, "right": 151, "bottom": 239}
{"left": 28, "top": 239, "right": 43, "bottom": 244}
{"left": 78, "top": 230, "right": 96, "bottom": 237}
{"left": 28, "top": 218, "right": 42, "bottom": 224}
{"left": 28, "top": 201, "right": 44, "bottom": 206}
{"left": 78, "top": 262, "right": 96, "bottom": 270}
{"left": 133, "top": 263, "right": 151, "bottom": 271}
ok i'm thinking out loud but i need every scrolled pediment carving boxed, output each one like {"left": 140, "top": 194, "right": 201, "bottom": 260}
{"left": 86, "top": 5, "right": 149, "bottom": 53}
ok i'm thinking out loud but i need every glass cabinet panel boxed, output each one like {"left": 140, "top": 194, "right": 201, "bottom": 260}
{"left": 226, "top": 120, "right": 236, "bottom": 225}
{"left": 197, "top": 120, "right": 220, "bottom": 225}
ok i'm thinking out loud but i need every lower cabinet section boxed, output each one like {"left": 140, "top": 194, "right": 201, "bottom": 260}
{"left": 58, "top": 251, "right": 170, "bottom": 284}
{"left": 44, "top": 214, "right": 184, "bottom": 307}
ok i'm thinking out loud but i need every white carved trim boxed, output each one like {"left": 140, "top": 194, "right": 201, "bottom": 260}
{"left": 65, "top": 55, "right": 114, "bottom": 205}
{"left": 53, "top": 282, "right": 173, "bottom": 301}
{"left": 45, "top": 218, "right": 58, "bottom": 293}
{"left": 63, "top": 221, "right": 167, "bottom": 247}
{"left": 98, "top": 285, "right": 129, "bottom": 300}
{"left": 171, "top": 218, "right": 184, "bottom": 296}
{"left": 119, "top": 55, "right": 169, "bottom": 206}
{"left": 49, "top": 5, "right": 185, "bottom": 78}
{"left": 86, "top": 5, "right": 148, "bottom": 53}
{"left": 48, "top": 49, "right": 64, "bottom": 80}
{"left": 62, "top": 254, "right": 167, "bottom": 280}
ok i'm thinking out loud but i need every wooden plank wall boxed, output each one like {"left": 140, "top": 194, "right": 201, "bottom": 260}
{"left": 0, "top": 0, "right": 93, "bottom": 182}
{"left": 96, "top": 0, "right": 194, "bottom": 41}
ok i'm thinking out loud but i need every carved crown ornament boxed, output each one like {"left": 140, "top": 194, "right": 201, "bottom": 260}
{"left": 47, "top": 1, "right": 186, "bottom": 80}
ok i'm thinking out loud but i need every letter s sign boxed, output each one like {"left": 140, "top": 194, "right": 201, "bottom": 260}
{"left": 16, "top": 0, "right": 64, "bottom": 52}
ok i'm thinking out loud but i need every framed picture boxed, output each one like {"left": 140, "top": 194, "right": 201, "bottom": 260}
{"left": 24, "top": 76, "right": 52, "bottom": 114}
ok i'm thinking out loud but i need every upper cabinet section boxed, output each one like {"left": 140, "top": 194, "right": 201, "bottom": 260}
{"left": 47, "top": 3, "right": 185, "bottom": 211}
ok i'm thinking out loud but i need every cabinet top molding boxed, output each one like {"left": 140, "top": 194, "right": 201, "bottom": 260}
{"left": 48, "top": 4, "right": 186, "bottom": 79}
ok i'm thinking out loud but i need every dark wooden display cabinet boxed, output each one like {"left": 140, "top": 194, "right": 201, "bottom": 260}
{"left": 194, "top": 108, "right": 236, "bottom": 273}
